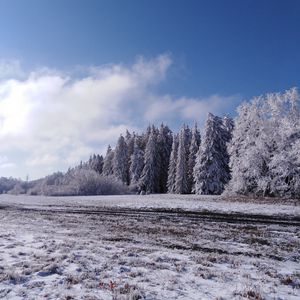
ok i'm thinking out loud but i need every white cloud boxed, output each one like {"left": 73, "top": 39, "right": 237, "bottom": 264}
{"left": 0, "top": 54, "right": 240, "bottom": 179}
{"left": 0, "top": 59, "right": 24, "bottom": 80}
{"left": 144, "top": 94, "right": 240, "bottom": 127}
{"left": 0, "top": 155, "right": 15, "bottom": 170}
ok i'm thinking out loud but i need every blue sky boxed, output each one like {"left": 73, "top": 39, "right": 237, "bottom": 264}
{"left": 0, "top": 0, "right": 299, "bottom": 179}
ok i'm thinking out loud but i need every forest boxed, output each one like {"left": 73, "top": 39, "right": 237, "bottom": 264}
{"left": 1, "top": 88, "right": 299, "bottom": 198}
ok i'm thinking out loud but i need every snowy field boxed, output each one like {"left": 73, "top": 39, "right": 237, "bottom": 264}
{"left": 0, "top": 194, "right": 299, "bottom": 299}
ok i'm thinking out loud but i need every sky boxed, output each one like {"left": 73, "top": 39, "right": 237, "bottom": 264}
{"left": 0, "top": 0, "right": 299, "bottom": 179}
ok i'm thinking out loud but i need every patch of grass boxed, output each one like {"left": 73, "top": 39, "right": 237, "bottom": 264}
{"left": 234, "top": 289, "right": 264, "bottom": 300}
{"left": 280, "top": 274, "right": 300, "bottom": 288}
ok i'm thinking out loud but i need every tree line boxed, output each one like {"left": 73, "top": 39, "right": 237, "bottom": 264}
{"left": 1, "top": 88, "right": 299, "bottom": 198}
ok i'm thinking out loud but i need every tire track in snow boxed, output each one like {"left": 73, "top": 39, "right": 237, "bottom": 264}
{"left": 3, "top": 205, "right": 300, "bottom": 226}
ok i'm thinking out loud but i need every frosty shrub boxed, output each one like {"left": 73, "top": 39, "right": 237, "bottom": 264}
{"left": 28, "top": 169, "right": 128, "bottom": 196}
{"left": 7, "top": 183, "right": 26, "bottom": 195}
{"left": 0, "top": 177, "right": 20, "bottom": 194}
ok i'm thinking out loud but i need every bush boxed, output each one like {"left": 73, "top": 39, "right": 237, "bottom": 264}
{"left": 28, "top": 169, "right": 128, "bottom": 196}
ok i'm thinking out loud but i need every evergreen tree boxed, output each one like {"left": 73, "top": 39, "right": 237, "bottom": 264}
{"left": 125, "top": 130, "right": 135, "bottom": 158}
{"left": 222, "top": 116, "right": 234, "bottom": 176}
{"left": 194, "top": 113, "right": 231, "bottom": 195}
{"left": 175, "top": 125, "right": 191, "bottom": 194}
{"left": 140, "top": 125, "right": 152, "bottom": 151}
{"left": 88, "top": 154, "right": 104, "bottom": 174}
{"left": 223, "top": 116, "right": 235, "bottom": 138}
{"left": 188, "top": 123, "right": 201, "bottom": 193}
{"left": 157, "top": 124, "right": 173, "bottom": 193}
{"left": 125, "top": 130, "right": 135, "bottom": 184}
{"left": 167, "top": 133, "right": 179, "bottom": 193}
{"left": 113, "top": 135, "right": 129, "bottom": 184}
{"left": 102, "top": 145, "right": 114, "bottom": 176}
{"left": 129, "top": 140, "right": 145, "bottom": 185}
{"left": 139, "top": 128, "right": 160, "bottom": 193}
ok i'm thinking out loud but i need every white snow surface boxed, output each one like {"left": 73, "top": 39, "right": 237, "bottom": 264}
{"left": 0, "top": 194, "right": 299, "bottom": 216}
{"left": 0, "top": 194, "right": 299, "bottom": 299}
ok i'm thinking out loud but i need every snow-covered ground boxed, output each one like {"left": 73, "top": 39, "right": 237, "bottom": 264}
{"left": 0, "top": 194, "right": 299, "bottom": 216}
{"left": 0, "top": 194, "right": 299, "bottom": 299}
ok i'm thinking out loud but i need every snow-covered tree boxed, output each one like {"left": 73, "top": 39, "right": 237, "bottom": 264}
{"left": 140, "top": 125, "right": 152, "bottom": 151}
{"left": 88, "top": 154, "right": 104, "bottom": 175}
{"left": 188, "top": 123, "right": 201, "bottom": 193}
{"left": 225, "top": 101, "right": 265, "bottom": 195}
{"left": 102, "top": 145, "right": 114, "bottom": 176}
{"left": 113, "top": 135, "right": 129, "bottom": 184}
{"left": 194, "top": 113, "right": 231, "bottom": 195}
{"left": 223, "top": 116, "right": 234, "bottom": 140}
{"left": 125, "top": 130, "right": 135, "bottom": 157}
{"left": 139, "top": 128, "right": 160, "bottom": 193}
{"left": 267, "top": 88, "right": 300, "bottom": 197}
{"left": 129, "top": 140, "right": 144, "bottom": 185}
{"left": 157, "top": 124, "right": 173, "bottom": 193}
{"left": 125, "top": 130, "right": 135, "bottom": 183}
{"left": 175, "top": 125, "right": 191, "bottom": 194}
{"left": 167, "top": 134, "right": 179, "bottom": 193}
{"left": 227, "top": 88, "right": 300, "bottom": 198}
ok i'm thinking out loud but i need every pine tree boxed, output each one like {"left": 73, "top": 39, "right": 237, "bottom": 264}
{"left": 175, "top": 125, "right": 191, "bottom": 194}
{"left": 194, "top": 113, "right": 231, "bottom": 195}
{"left": 140, "top": 125, "right": 152, "bottom": 151}
{"left": 222, "top": 116, "right": 234, "bottom": 176}
{"left": 88, "top": 154, "right": 104, "bottom": 174}
{"left": 125, "top": 130, "right": 135, "bottom": 158}
{"left": 139, "top": 128, "right": 159, "bottom": 193}
{"left": 96, "top": 155, "right": 104, "bottom": 174}
{"left": 223, "top": 116, "right": 234, "bottom": 138}
{"left": 102, "top": 145, "right": 114, "bottom": 176}
{"left": 113, "top": 135, "right": 129, "bottom": 184}
{"left": 129, "top": 140, "right": 144, "bottom": 185}
{"left": 157, "top": 124, "right": 173, "bottom": 193}
{"left": 188, "top": 123, "right": 201, "bottom": 193}
{"left": 125, "top": 130, "right": 135, "bottom": 184}
{"left": 167, "top": 134, "right": 179, "bottom": 193}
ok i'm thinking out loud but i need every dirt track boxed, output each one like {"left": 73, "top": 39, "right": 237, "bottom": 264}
{"left": 2, "top": 204, "right": 300, "bottom": 227}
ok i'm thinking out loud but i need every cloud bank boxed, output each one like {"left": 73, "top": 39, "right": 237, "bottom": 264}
{"left": 0, "top": 54, "right": 240, "bottom": 179}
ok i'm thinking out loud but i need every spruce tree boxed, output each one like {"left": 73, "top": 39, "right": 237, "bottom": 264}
{"left": 194, "top": 113, "right": 231, "bottom": 195}
{"left": 125, "top": 130, "right": 135, "bottom": 184}
{"left": 88, "top": 154, "right": 104, "bottom": 174}
{"left": 157, "top": 124, "right": 173, "bottom": 193}
{"left": 188, "top": 123, "right": 201, "bottom": 193}
{"left": 113, "top": 135, "right": 129, "bottom": 184}
{"left": 167, "top": 133, "right": 179, "bottom": 193}
{"left": 129, "top": 140, "right": 144, "bottom": 185}
{"left": 175, "top": 125, "right": 191, "bottom": 194}
{"left": 102, "top": 145, "right": 114, "bottom": 176}
{"left": 139, "top": 128, "right": 159, "bottom": 193}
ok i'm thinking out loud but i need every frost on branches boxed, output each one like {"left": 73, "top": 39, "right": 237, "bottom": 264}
{"left": 194, "top": 113, "right": 232, "bottom": 195}
{"left": 129, "top": 140, "right": 144, "bottom": 186}
{"left": 157, "top": 124, "right": 173, "bottom": 193}
{"left": 227, "top": 88, "right": 300, "bottom": 198}
{"left": 167, "top": 134, "right": 179, "bottom": 193}
{"left": 102, "top": 145, "right": 115, "bottom": 177}
{"left": 113, "top": 135, "right": 129, "bottom": 185}
{"left": 175, "top": 125, "right": 191, "bottom": 194}
{"left": 139, "top": 127, "right": 160, "bottom": 193}
{"left": 188, "top": 123, "right": 201, "bottom": 193}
